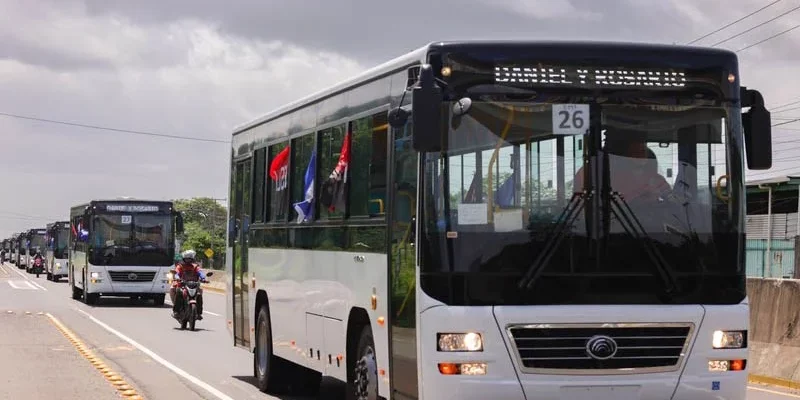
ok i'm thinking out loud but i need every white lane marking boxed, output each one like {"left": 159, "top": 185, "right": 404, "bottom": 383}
{"left": 75, "top": 308, "right": 235, "bottom": 400}
{"left": 29, "top": 280, "right": 47, "bottom": 291}
{"left": 164, "top": 299, "right": 221, "bottom": 317}
{"left": 748, "top": 385, "right": 800, "bottom": 398}
{"left": 7, "top": 264, "right": 47, "bottom": 290}
{"left": 8, "top": 281, "right": 32, "bottom": 290}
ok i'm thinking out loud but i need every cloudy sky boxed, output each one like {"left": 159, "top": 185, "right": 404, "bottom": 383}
{"left": 1, "top": 0, "right": 799, "bottom": 237}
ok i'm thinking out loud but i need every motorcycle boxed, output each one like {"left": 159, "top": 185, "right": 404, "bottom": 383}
{"left": 171, "top": 270, "right": 213, "bottom": 331}
{"left": 32, "top": 257, "right": 44, "bottom": 277}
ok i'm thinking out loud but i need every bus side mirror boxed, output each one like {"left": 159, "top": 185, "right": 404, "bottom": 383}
{"left": 741, "top": 87, "right": 772, "bottom": 170}
{"left": 176, "top": 212, "right": 185, "bottom": 234}
{"left": 411, "top": 64, "right": 443, "bottom": 153}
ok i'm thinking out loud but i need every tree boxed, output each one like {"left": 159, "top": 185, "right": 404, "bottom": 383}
{"left": 174, "top": 198, "right": 227, "bottom": 236}
{"left": 173, "top": 197, "right": 227, "bottom": 269}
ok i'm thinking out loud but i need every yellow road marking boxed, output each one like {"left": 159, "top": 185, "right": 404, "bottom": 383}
{"left": 45, "top": 313, "right": 145, "bottom": 399}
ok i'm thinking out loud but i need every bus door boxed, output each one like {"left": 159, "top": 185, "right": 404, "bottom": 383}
{"left": 232, "top": 159, "right": 253, "bottom": 347}
{"left": 389, "top": 119, "right": 419, "bottom": 399}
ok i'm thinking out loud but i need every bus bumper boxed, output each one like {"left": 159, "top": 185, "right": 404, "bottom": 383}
{"left": 418, "top": 303, "right": 748, "bottom": 400}
{"left": 85, "top": 268, "right": 170, "bottom": 294}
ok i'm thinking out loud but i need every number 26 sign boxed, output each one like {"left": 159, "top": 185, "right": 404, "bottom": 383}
{"left": 552, "top": 104, "right": 590, "bottom": 136}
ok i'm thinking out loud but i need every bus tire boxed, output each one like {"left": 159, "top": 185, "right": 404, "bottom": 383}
{"left": 71, "top": 281, "right": 82, "bottom": 300}
{"left": 254, "top": 305, "right": 289, "bottom": 394}
{"left": 348, "top": 325, "right": 378, "bottom": 400}
{"left": 153, "top": 294, "right": 165, "bottom": 306}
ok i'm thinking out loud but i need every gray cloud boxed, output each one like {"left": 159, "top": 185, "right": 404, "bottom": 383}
{"left": 0, "top": 0, "right": 798, "bottom": 237}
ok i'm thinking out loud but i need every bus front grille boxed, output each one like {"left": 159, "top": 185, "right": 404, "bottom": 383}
{"left": 108, "top": 271, "right": 157, "bottom": 282}
{"left": 507, "top": 323, "right": 693, "bottom": 374}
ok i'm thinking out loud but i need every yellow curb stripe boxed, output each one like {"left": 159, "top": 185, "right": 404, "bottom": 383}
{"left": 45, "top": 313, "right": 145, "bottom": 399}
{"left": 749, "top": 374, "right": 800, "bottom": 391}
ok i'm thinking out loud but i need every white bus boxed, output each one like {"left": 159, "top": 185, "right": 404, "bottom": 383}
{"left": 23, "top": 228, "right": 47, "bottom": 273}
{"left": 45, "top": 221, "right": 70, "bottom": 281}
{"left": 225, "top": 40, "right": 772, "bottom": 399}
{"left": 68, "top": 199, "right": 184, "bottom": 306}
{"left": 12, "top": 232, "right": 27, "bottom": 268}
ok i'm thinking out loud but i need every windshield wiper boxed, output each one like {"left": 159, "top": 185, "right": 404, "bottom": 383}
{"left": 607, "top": 191, "right": 681, "bottom": 297}
{"left": 518, "top": 191, "right": 589, "bottom": 290}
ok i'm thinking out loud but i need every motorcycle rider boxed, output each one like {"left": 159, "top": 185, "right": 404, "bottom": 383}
{"left": 170, "top": 249, "right": 208, "bottom": 320}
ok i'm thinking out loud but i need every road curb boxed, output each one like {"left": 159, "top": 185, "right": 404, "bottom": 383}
{"left": 749, "top": 374, "right": 800, "bottom": 391}
{"left": 46, "top": 313, "right": 146, "bottom": 399}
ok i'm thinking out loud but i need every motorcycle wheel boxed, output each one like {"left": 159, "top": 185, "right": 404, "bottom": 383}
{"left": 189, "top": 303, "right": 197, "bottom": 331}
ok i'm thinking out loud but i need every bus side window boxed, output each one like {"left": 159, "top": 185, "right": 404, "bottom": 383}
{"left": 350, "top": 111, "right": 389, "bottom": 218}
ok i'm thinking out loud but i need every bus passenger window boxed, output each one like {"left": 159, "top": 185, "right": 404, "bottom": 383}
{"left": 291, "top": 133, "right": 315, "bottom": 223}
{"left": 318, "top": 124, "right": 347, "bottom": 220}
{"left": 350, "top": 112, "right": 389, "bottom": 218}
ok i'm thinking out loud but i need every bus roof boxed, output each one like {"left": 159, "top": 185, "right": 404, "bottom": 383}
{"left": 231, "top": 43, "right": 431, "bottom": 136}
{"left": 231, "top": 40, "right": 736, "bottom": 137}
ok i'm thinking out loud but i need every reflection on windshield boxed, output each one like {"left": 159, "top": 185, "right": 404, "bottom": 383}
{"left": 30, "top": 235, "right": 46, "bottom": 254}
{"left": 91, "top": 214, "right": 173, "bottom": 266}
{"left": 54, "top": 229, "right": 70, "bottom": 258}
{"left": 421, "top": 101, "right": 742, "bottom": 306}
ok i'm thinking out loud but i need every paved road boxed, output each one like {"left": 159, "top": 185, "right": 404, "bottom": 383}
{"left": 0, "top": 260, "right": 797, "bottom": 400}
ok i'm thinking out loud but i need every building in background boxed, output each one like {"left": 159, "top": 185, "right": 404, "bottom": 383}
{"left": 745, "top": 176, "right": 800, "bottom": 279}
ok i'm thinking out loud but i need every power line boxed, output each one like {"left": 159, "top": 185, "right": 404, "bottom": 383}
{"left": 774, "top": 118, "right": 800, "bottom": 127}
{"left": 686, "top": 0, "right": 785, "bottom": 44}
{"left": 772, "top": 98, "right": 800, "bottom": 111}
{"left": 0, "top": 111, "right": 231, "bottom": 144}
{"left": 710, "top": 4, "right": 800, "bottom": 47}
{"left": 737, "top": 22, "right": 800, "bottom": 52}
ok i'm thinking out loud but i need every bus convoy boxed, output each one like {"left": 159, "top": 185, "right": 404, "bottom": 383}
{"left": 3, "top": 199, "right": 184, "bottom": 305}
{"left": 0, "top": 40, "right": 775, "bottom": 400}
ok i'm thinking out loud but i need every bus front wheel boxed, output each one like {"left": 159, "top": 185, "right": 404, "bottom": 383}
{"left": 349, "top": 325, "right": 378, "bottom": 400}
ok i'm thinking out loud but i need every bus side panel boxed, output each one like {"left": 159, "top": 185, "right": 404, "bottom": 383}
{"left": 71, "top": 250, "right": 87, "bottom": 289}
{"left": 249, "top": 247, "right": 308, "bottom": 368}
{"left": 225, "top": 246, "right": 234, "bottom": 342}
{"left": 249, "top": 247, "right": 390, "bottom": 394}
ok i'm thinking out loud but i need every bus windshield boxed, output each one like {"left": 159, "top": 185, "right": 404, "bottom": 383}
{"left": 420, "top": 99, "right": 744, "bottom": 306}
{"left": 90, "top": 213, "right": 173, "bottom": 266}
{"left": 54, "top": 228, "right": 70, "bottom": 258}
{"left": 30, "top": 233, "right": 46, "bottom": 254}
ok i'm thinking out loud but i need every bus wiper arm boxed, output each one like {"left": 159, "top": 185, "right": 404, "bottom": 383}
{"left": 518, "top": 192, "right": 588, "bottom": 290}
{"left": 608, "top": 192, "right": 681, "bottom": 296}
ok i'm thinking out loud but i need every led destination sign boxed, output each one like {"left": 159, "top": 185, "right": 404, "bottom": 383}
{"left": 494, "top": 66, "right": 687, "bottom": 89}
{"left": 105, "top": 204, "right": 160, "bottom": 212}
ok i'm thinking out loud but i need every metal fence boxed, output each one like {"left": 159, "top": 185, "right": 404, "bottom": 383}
{"left": 745, "top": 238, "right": 796, "bottom": 278}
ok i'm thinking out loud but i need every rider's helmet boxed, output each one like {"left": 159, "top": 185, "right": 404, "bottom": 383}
{"left": 181, "top": 249, "right": 197, "bottom": 264}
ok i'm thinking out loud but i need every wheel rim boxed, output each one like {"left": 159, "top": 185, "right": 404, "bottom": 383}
{"left": 257, "top": 317, "right": 268, "bottom": 376}
{"left": 354, "top": 345, "right": 378, "bottom": 400}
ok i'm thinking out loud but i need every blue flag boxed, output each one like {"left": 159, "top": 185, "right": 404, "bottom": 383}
{"left": 294, "top": 150, "right": 316, "bottom": 223}
{"left": 495, "top": 171, "right": 516, "bottom": 208}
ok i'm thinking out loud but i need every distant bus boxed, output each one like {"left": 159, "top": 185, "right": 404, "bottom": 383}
{"left": 68, "top": 199, "right": 184, "bottom": 305}
{"left": 226, "top": 40, "right": 772, "bottom": 399}
{"left": 23, "top": 228, "right": 47, "bottom": 273}
{"left": 10, "top": 233, "right": 20, "bottom": 266}
{"left": 1, "top": 239, "right": 9, "bottom": 262}
{"left": 13, "top": 233, "right": 23, "bottom": 266}
{"left": 46, "top": 221, "right": 70, "bottom": 281}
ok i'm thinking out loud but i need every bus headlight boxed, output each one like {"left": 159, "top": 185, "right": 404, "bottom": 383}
{"left": 437, "top": 332, "right": 483, "bottom": 352}
{"left": 90, "top": 272, "right": 101, "bottom": 279}
{"left": 712, "top": 330, "right": 746, "bottom": 349}
{"left": 55, "top": 262, "right": 62, "bottom": 268}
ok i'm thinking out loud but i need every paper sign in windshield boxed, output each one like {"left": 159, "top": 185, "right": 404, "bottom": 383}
{"left": 458, "top": 203, "right": 488, "bottom": 225}
{"left": 552, "top": 104, "right": 590, "bottom": 136}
